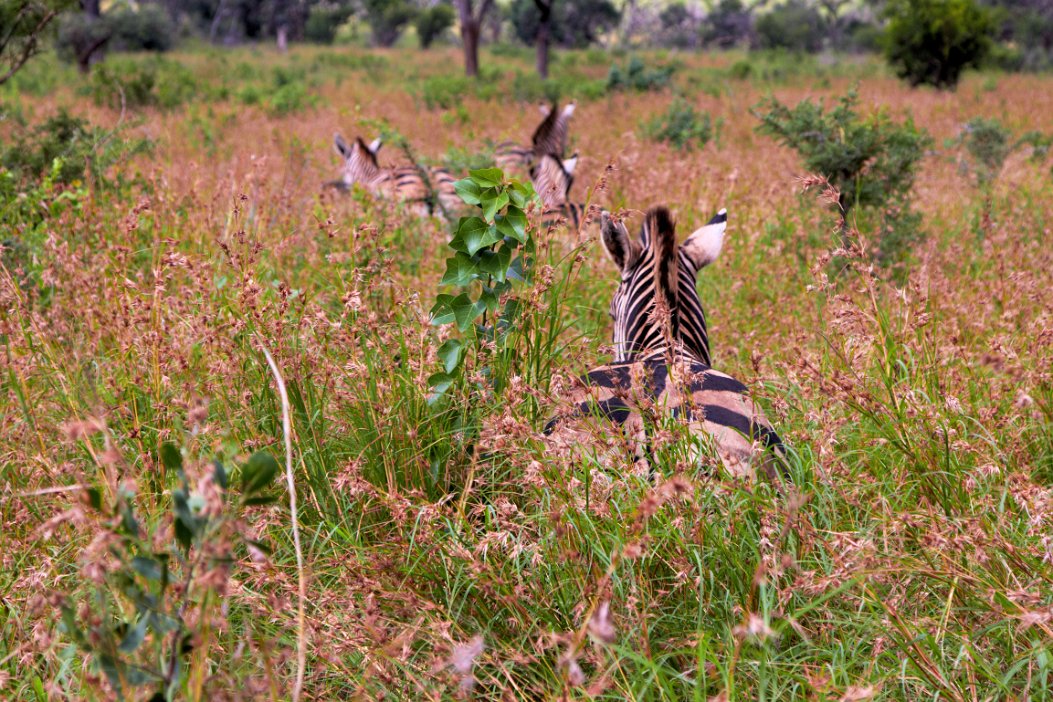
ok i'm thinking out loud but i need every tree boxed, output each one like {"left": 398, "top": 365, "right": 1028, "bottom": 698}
{"left": 534, "top": 0, "right": 551, "bottom": 77}
{"left": 755, "top": 0, "right": 825, "bottom": 52}
{"left": 510, "top": 0, "right": 619, "bottom": 52}
{"left": 363, "top": 0, "right": 417, "bottom": 46}
{"left": 884, "top": 0, "right": 995, "bottom": 89}
{"left": 0, "top": 0, "right": 72, "bottom": 85}
{"left": 454, "top": 0, "right": 493, "bottom": 76}
{"left": 415, "top": 2, "right": 455, "bottom": 47}
{"left": 701, "top": 0, "right": 753, "bottom": 49}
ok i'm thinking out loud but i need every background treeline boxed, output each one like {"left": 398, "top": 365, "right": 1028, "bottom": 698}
{"left": 1, "top": 0, "right": 1051, "bottom": 94}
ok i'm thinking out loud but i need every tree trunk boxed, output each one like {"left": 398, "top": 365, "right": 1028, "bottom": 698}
{"left": 462, "top": 20, "right": 479, "bottom": 77}
{"left": 82, "top": 0, "right": 100, "bottom": 18}
{"left": 277, "top": 25, "right": 288, "bottom": 51}
{"left": 456, "top": 0, "right": 492, "bottom": 78}
{"left": 534, "top": 0, "right": 551, "bottom": 79}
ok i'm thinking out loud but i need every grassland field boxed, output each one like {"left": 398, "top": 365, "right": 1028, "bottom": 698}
{"left": 1, "top": 43, "right": 1052, "bottom": 700}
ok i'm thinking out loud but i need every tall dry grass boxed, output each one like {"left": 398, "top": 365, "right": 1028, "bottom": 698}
{"left": 1, "top": 45, "right": 1051, "bottom": 699}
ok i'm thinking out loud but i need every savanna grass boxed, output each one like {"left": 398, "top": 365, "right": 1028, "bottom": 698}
{"left": 1, "top": 44, "right": 1051, "bottom": 700}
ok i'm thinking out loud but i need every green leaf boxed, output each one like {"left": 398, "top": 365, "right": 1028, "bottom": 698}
{"left": 212, "top": 460, "right": 228, "bottom": 490}
{"left": 85, "top": 487, "right": 102, "bottom": 511}
{"left": 437, "top": 338, "right": 465, "bottom": 374}
{"left": 457, "top": 216, "right": 502, "bottom": 256}
{"left": 496, "top": 206, "right": 528, "bottom": 243}
{"left": 241, "top": 451, "right": 280, "bottom": 495}
{"left": 160, "top": 442, "right": 182, "bottom": 473}
{"left": 454, "top": 178, "right": 483, "bottom": 205}
{"left": 131, "top": 556, "right": 162, "bottom": 581}
{"left": 450, "top": 293, "right": 484, "bottom": 332}
{"left": 427, "top": 372, "right": 455, "bottom": 405}
{"left": 482, "top": 190, "right": 510, "bottom": 222}
{"left": 476, "top": 246, "right": 512, "bottom": 283}
{"left": 430, "top": 293, "right": 457, "bottom": 326}
{"left": 440, "top": 252, "right": 479, "bottom": 287}
{"left": 469, "top": 167, "right": 504, "bottom": 187}
{"left": 118, "top": 616, "right": 149, "bottom": 654}
{"left": 479, "top": 287, "right": 501, "bottom": 314}
{"left": 242, "top": 495, "right": 279, "bottom": 506}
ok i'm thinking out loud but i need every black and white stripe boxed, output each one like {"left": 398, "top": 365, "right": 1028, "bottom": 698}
{"left": 530, "top": 153, "right": 585, "bottom": 229}
{"left": 331, "top": 134, "right": 459, "bottom": 216}
{"left": 547, "top": 205, "right": 783, "bottom": 477}
{"left": 494, "top": 101, "right": 576, "bottom": 173}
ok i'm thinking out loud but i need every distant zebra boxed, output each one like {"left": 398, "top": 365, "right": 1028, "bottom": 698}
{"left": 530, "top": 152, "right": 585, "bottom": 228}
{"left": 545, "top": 206, "right": 785, "bottom": 478}
{"left": 328, "top": 134, "right": 459, "bottom": 217}
{"left": 495, "top": 101, "right": 577, "bottom": 173}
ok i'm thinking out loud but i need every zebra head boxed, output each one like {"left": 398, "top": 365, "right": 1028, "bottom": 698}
{"left": 333, "top": 134, "right": 383, "bottom": 187}
{"left": 532, "top": 101, "right": 576, "bottom": 161}
{"left": 530, "top": 152, "right": 577, "bottom": 210}
{"left": 601, "top": 206, "right": 727, "bottom": 364}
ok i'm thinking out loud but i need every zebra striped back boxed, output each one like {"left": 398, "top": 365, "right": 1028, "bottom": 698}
{"left": 545, "top": 205, "right": 783, "bottom": 478}
{"left": 494, "top": 101, "right": 576, "bottom": 172}
{"left": 531, "top": 101, "right": 575, "bottom": 161}
{"left": 530, "top": 153, "right": 585, "bottom": 228}
{"left": 332, "top": 133, "right": 459, "bottom": 216}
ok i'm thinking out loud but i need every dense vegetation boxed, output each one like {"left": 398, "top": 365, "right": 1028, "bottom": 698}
{"left": 1, "top": 40, "right": 1052, "bottom": 701}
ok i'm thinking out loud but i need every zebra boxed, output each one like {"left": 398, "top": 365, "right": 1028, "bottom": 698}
{"left": 495, "top": 101, "right": 577, "bottom": 173}
{"left": 328, "top": 134, "right": 460, "bottom": 217}
{"left": 529, "top": 152, "right": 585, "bottom": 228}
{"left": 545, "top": 206, "right": 785, "bottom": 478}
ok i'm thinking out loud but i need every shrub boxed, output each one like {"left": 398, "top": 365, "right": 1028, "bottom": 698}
{"left": 88, "top": 56, "right": 198, "bottom": 110}
{"left": 884, "top": 0, "right": 995, "bottom": 89}
{"left": 421, "top": 74, "right": 474, "bottom": 109}
{"left": 415, "top": 3, "right": 455, "bottom": 48}
{"left": 607, "top": 56, "right": 675, "bottom": 92}
{"left": 956, "top": 117, "right": 1012, "bottom": 187}
{"left": 643, "top": 99, "right": 716, "bottom": 150}
{"left": 56, "top": 446, "right": 280, "bottom": 701}
{"left": 755, "top": 0, "right": 825, "bottom": 53}
{"left": 754, "top": 90, "right": 930, "bottom": 268}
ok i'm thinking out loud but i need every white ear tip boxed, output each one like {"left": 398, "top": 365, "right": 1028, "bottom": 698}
{"left": 563, "top": 103, "right": 576, "bottom": 117}
{"left": 563, "top": 156, "right": 578, "bottom": 174}
{"left": 368, "top": 137, "right": 382, "bottom": 153}
{"left": 718, "top": 208, "right": 726, "bottom": 216}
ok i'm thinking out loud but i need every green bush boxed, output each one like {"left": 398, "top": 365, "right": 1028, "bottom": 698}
{"left": 88, "top": 57, "right": 198, "bottom": 109}
{"left": 884, "top": 0, "right": 995, "bottom": 89}
{"left": 754, "top": 90, "right": 931, "bottom": 268}
{"left": 607, "top": 56, "right": 675, "bottom": 92}
{"left": 755, "top": 0, "right": 824, "bottom": 53}
{"left": 415, "top": 3, "right": 454, "bottom": 48}
{"left": 642, "top": 99, "right": 716, "bottom": 150}
{"left": 956, "top": 117, "right": 1012, "bottom": 187}
{"left": 421, "top": 74, "right": 474, "bottom": 109}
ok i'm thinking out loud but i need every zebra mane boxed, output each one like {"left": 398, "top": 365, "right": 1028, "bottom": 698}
{"left": 531, "top": 101, "right": 572, "bottom": 160}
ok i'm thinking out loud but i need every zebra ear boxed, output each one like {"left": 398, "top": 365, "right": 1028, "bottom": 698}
{"left": 561, "top": 102, "right": 576, "bottom": 119}
{"left": 682, "top": 208, "right": 727, "bottom": 270}
{"left": 334, "top": 134, "right": 352, "bottom": 158}
{"left": 563, "top": 154, "right": 578, "bottom": 175}
{"left": 601, "top": 211, "right": 638, "bottom": 272}
{"left": 538, "top": 102, "right": 553, "bottom": 117}
{"left": 368, "top": 137, "right": 383, "bottom": 155}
